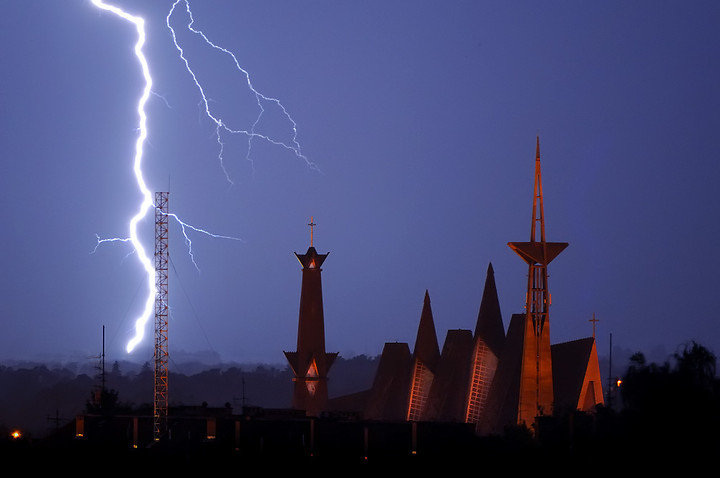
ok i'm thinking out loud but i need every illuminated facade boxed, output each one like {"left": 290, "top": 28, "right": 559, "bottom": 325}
{"left": 465, "top": 339, "right": 498, "bottom": 423}
{"left": 406, "top": 291, "right": 440, "bottom": 421}
{"left": 464, "top": 263, "right": 505, "bottom": 424}
{"left": 330, "top": 139, "right": 604, "bottom": 431}
{"left": 284, "top": 219, "right": 338, "bottom": 416}
{"left": 552, "top": 337, "right": 605, "bottom": 413}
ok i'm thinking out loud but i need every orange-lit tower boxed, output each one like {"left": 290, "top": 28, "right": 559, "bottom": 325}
{"left": 508, "top": 138, "right": 567, "bottom": 427}
{"left": 284, "top": 218, "right": 338, "bottom": 416}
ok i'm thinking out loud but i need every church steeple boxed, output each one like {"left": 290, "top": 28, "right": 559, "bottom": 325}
{"left": 284, "top": 217, "right": 337, "bottom": 416}
{"left": 508, "top": 137, "right": 568, "bottom": 427}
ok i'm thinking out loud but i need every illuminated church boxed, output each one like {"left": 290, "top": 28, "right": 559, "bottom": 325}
{"left": 289, "top": 139, "right": 604, "bottom": 434}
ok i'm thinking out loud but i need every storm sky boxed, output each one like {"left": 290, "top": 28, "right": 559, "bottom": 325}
{"left": 0, "top": 0, "right": 718, "bottom": 365}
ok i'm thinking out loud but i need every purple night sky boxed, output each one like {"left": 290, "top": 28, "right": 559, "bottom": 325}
{"left": 0, "top": 1, "right": 718, "bottom": 366}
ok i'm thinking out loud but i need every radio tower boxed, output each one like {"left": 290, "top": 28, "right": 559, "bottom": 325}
{"left": 154, "top": 192, "right": 169, "bottom": 441}
{"left": 508, "top": 138, "right": 567, "bottom": 427}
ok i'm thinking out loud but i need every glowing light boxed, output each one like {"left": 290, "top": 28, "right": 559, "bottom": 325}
{"left": 91, "top": 0, "right": 156, "bottom": 354}
{"left": 92, "top": 0, "right": 308, "bottom": 353}
{"left": 10, "top": 430, "right": 21, "bottom": 440}
{"left": 167, "top": 0, "right": 319, "bottom": 181}
{"left": 92, "top": 1, "right": 240, "bottom": 353}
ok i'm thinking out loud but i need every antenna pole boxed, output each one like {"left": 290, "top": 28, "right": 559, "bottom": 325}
{"left": 101, "top": 325, "right": 106, "bottom": 395}
{"left": 154, "top": 192, "right": 170, "bottom": 441}
{"left": 607, "top": 332, "right": 613, "bottom": 409}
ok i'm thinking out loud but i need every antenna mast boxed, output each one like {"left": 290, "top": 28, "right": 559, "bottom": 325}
{"left": 154, "top": 192, "right": 169, "bottom": 441}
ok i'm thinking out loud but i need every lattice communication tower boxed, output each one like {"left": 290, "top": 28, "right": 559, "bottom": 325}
{"left": 154, "top": 192, "right": 169, "bottom": 441}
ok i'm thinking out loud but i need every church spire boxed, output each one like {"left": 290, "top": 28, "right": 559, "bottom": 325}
{"left": 508, "top": 137, "right": 568, "bottom": 427}
{"left": 284, "top": 218, "right": 337, "bottom": 416}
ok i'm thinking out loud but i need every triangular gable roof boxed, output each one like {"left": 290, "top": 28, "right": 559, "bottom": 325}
{"left": 551, "top": 337, "right": 601, "bottom": 413}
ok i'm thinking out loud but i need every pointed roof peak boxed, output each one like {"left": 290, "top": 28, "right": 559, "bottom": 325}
{"left": 487, "top": 262, "right": 494, "bottom": 275}
{"left": 536, "top": 135, "right": 540, "bottom": 160}
{"left": 414, "top": 290, "right": 440, "bottom": 369}
{"left": 474, "top": 263, "right": 505, "bottom": 356}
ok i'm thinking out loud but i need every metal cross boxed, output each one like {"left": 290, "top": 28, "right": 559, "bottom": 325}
{"left": 308, "top": 216, "right": 316, "bottom": 247}
{"left": 589, "top": 312, "right": 599, "bottom": 339}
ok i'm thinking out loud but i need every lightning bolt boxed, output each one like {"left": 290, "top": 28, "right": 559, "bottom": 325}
{"left": 90, "top": 0, "right": 156, "bottom": 354}
{"left": 167, "top": 0, "right": 320, "bottom": 181}
{"left": 91, "top": 0, "right": 241, "bottom": 353}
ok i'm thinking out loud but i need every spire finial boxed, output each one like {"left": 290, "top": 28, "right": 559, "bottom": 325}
{"left": 536, "top": 135, "right": 540, "bottom": 161}
{"left": 308, "top": 216, "right": 316, "bottom": 247}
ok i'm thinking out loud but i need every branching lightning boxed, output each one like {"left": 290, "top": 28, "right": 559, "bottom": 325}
{"left": 91, "top": 0, "right": 156, "bottom": 353}
{"left": 92, "top": 0, "right": 316, "bottom": 354}
{"left": 167, "top": 0, "right": 320, "bottom": 181}
{"left": 91, "top": 0, "right": 242, "bottom": 353}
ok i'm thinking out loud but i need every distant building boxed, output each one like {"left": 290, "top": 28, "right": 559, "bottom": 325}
{"left": 348, "top": 274, "right": 604, "bottom": 432}
{"left": 330, "top": 138, "right": 604, "bottom": 432}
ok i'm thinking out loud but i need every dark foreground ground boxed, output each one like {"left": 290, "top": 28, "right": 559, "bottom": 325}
{"left": 1, "top": 407, "right": 717, "bottom": 474}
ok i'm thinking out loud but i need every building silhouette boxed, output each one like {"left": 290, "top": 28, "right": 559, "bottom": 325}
{"left": 332, "top": 138, "right": 604, "bottom": 433}
{"left": 67, "top": 139, "right": 605, "bottom": 457}
{"left": 284, "top": 218, "right": 338, "bottom": 416}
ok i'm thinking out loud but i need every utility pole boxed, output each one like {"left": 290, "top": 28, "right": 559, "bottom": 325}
{"left": 101, "top": 325, "right": 106, "bottom": 396}
{"left": 607, "top": 332, "right": 613, "bottom": 409}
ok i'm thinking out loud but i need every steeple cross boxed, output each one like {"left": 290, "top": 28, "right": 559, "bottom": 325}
{"left": 589, "top": 312, "right": 599, "bottom": 339}
{"left": 308, "top": 216, "right": 316, "bottom": 247}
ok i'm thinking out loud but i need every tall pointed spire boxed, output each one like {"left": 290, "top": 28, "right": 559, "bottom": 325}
{"left": 474, "top": 263, "right": 505, "bottom": 357}
{"left": 414, "top": 290, "right": 441, "bottom": 367}
{"left": 284, "top": 218, "right": 337, "bottom": 416}
{"left": 464, "top": 263, "right": 506, "bottom": 424}
{"left": 508, "top": 137, "right": 568, "bottom": 427}
{"left": 407, "top": 290, "right": 440, "bottom": 421}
